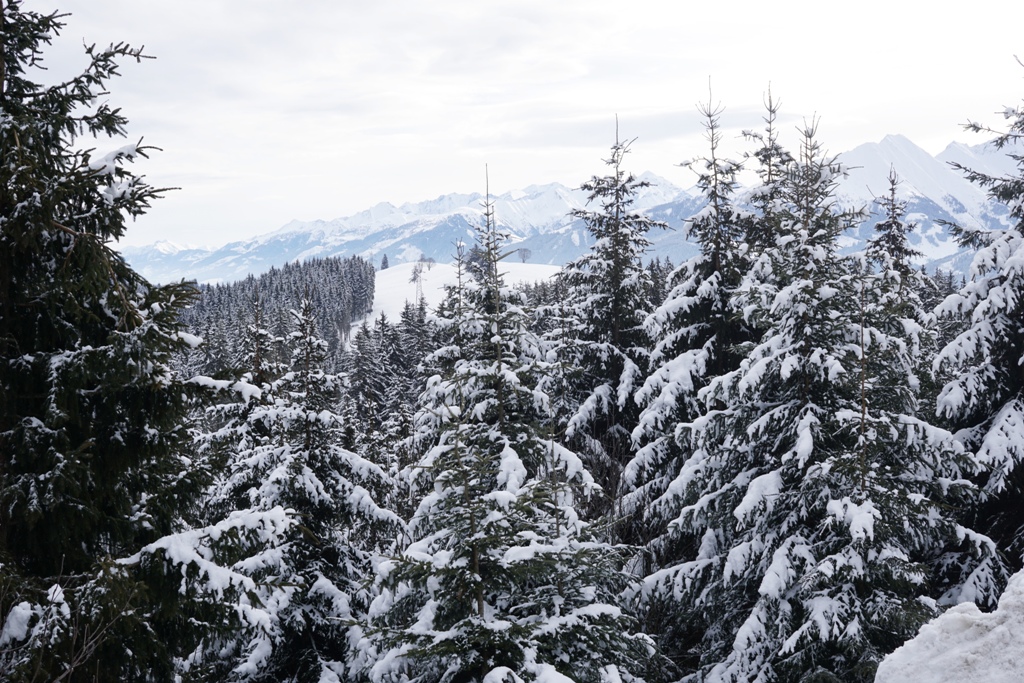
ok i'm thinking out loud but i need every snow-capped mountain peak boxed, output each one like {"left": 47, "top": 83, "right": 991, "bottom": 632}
{"left": 840, "top": 134, "right": 982, "bottom": 208}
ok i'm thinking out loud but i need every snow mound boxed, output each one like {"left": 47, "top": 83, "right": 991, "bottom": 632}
{"left": 875, "top": 570, "right": 1024, "bottom": 683}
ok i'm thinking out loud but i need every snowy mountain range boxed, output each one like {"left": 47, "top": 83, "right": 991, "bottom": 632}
{"left": 122, "top": 136, "right": 1018, "bottom": 284}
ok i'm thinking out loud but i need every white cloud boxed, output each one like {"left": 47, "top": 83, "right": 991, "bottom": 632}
{"left": 30, "top": 0, "right": 1024, "bottom": 247}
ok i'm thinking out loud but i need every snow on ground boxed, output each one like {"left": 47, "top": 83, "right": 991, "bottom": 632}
{"left": 368, "top": 261, "right": 561, "bottom": 323}
{"left": 875, "top": 570, "right": 1024, "bottom": 683}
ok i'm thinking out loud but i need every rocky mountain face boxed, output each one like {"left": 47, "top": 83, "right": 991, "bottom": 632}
{"left": 122, "top": 137, "right": 1015, "bottom": 284}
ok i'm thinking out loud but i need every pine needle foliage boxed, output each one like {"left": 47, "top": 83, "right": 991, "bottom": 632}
{"left": 557, "top": 130, "right": 666, "bottom": 531}
{"left": 0, "top": 3, "right": 201, "bottom": 679}
{"left": 641, "top": 123, "right": 996, "bottom": 683}
{"left": 934, "top": 88, "right": 1024, "bottom": 567}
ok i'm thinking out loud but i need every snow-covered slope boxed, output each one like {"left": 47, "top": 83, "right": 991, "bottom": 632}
{"left": 369, "top": 261, "right": 561, "bottom": 324}
{"left": 875, "top": 570, "right": 1024, "bottom": 683}
{"left": 123, "top": 136, "right": 1016, "bottom": 285}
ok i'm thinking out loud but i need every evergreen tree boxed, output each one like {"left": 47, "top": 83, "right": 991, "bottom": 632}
{"left": 396, "top": 297, "right": 434, "bottom": 405}
{"left": 934, "top": 94, "right": 1024, "bottom": 565}
{"left": 628, "top": 98, "right": 752, "bottom": 548}
{"left": 643, "top": 257, "right": 671, "bottom": 312}
{"left": 740, "top": 89, "right": 793, "bottom": 256}
{"left": 861, "top": 170, "right": 1003, "bottom": 611}
{"left": 653, "top": 124, "right": 998, "bottom": 682}
{"left": 0, "top": 4, "right": 204, "bottom": 679}
{"left": 367, "top": 193, "right": 660, "bottom": 683}
{"left": 625, "top": 99, "right": 755, "bottom": 668}
{"left": 346, "top": 318, "right": 387, "bottom": 434}
{"left": 157, "top": 298, "right": 400, "bottom": 681}
{"left": 557, "top": 130, "right": 665, "bottom": 529}
{"left": 924, "top": 267, "right": 967, "bottom": 356}
{"left": 866, "top": 170, "right": 943, "bottom": 421}
{"left": 233, "top": 294, "right": 287, "bottom": 388}
{"left": 866, "top": 169, "right": 923, "bottom": 276}
{"left": 381, "top": 300, "right": 435, "bottom": 476}
{"left": 341, "top": 308, "right": 427, "bottom": 477}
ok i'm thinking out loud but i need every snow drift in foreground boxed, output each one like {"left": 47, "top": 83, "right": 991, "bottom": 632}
{"left": 875, "top": 571, "right": 1024, "bottom": 683}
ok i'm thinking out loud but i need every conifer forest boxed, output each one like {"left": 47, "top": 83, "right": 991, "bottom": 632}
{"left": 4, "top": 3, "right": 1024, "bottom": 682}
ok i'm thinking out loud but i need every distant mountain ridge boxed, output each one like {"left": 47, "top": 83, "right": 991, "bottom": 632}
{"left": 123, "top": 137, "right": 1016, "bottom": 284}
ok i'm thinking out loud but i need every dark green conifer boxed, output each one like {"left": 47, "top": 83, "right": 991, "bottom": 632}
{"left": 369, "top": 189, "right": 662, "bottom": 683}
{"left": 556, "top": 129, "right": 665, "bottom": 531}
{"left": 0, "top": 3, "right": 200, "bottom": 678}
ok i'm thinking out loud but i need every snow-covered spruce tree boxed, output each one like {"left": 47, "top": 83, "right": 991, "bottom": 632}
{"left": 861, "top": 170, "right": 1004, "bottom": 612}
{"left": 865, "top": 169, "right": 923, "bottom": 279}
{"left": 557, "top": 130, "right": 666, "bottom": 531}
{"left": 624, "top": 99, "right": 755, "bottom": 668}
{"left": 233, "top": 294, "right": 288, "bottom": 389}
{"left": 238, "top": 298, "right": 398, "bottom": 681}
{"left": 739, "top": 89, "right": 793, "bottom": 257}
{"left": 396, "top": 297, "right": 434, "bottom": 406}
{"left": 865, "top": 170, "right": 946, "bottom": 421}
{"left": 366, "top": 194, "right": 661, "bottom": 683}
{"left": 142, "top": 298, "right": 401, "bottom": 681}
{"left": 374, "top": 310, "right": 418, "bottom": 445}
{"left": 923, "top": 268, "right": 968, "bottom": 362}
{"left": 934, "top": 95, "right": 1024, "bottom": 566}
{"left": 628, "top": 99, "right": 753, "bottom": 554}
{"left": 190, "top": 293, "right": 287, "bottom": 518}
{"left": 641, "top": 258, "right": 669, "bottom": 317}
{"left": 344, "top": 317, "right": 389, "bottom": 457}
{"left": 0, "top": 4, "right": 205, "bottom": 679}
{"left": 382, "top": 300, "right": 436, "bottom": 484}
{"left": 650, "top": 123, "right": 997, "bottom": 683}
{"left": 341, "top": 308, "right": 428, "bottom": 495}
{"left": 347, "top": 318, "right": 386, "bottom": 425}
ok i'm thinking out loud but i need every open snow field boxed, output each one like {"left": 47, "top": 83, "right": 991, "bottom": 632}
{"left": 369, "top": 261, "right": 562, "bottom": 322}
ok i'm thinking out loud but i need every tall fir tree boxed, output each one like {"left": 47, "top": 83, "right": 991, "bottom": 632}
{"left": 861, "top": 169, "right": 1003, "bottom": 610}
{"left": 647, "top": 123, "right": 998, "bottom": 683}
{"left": 347, "top": 318, "right": 387, "bottom": 435}
{"left": 740, "top": 89, "right": 793, "bottom": 256}
{"left": 866, "top": 170, "right": 944, "bottom": 421}
{"left": 556, "top": 129, "right": 665, "bottom": 531}
{"left": 628, "top": 98, "right": 753, "bottom": 553}
{"left": 0, "top": 3, "right": 205, "bottom": 679}
{"left": 233, "top": 295, "right": 287, "bottom": 389}
{"left": 624, "top": 99, "right": 755, "bottom": 668}
{"left": 147, "top": 298, "right": 400, "bottom": 681}
{"left": 933, "top": 92, "right": 1024, "bottom": 566}
{"left": 366, "top": 190, "right": 661, "bottom": 683}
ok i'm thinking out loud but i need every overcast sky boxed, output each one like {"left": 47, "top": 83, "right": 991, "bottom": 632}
{"left": 36, "top": 0, "right": 1024, "bottom": 248}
